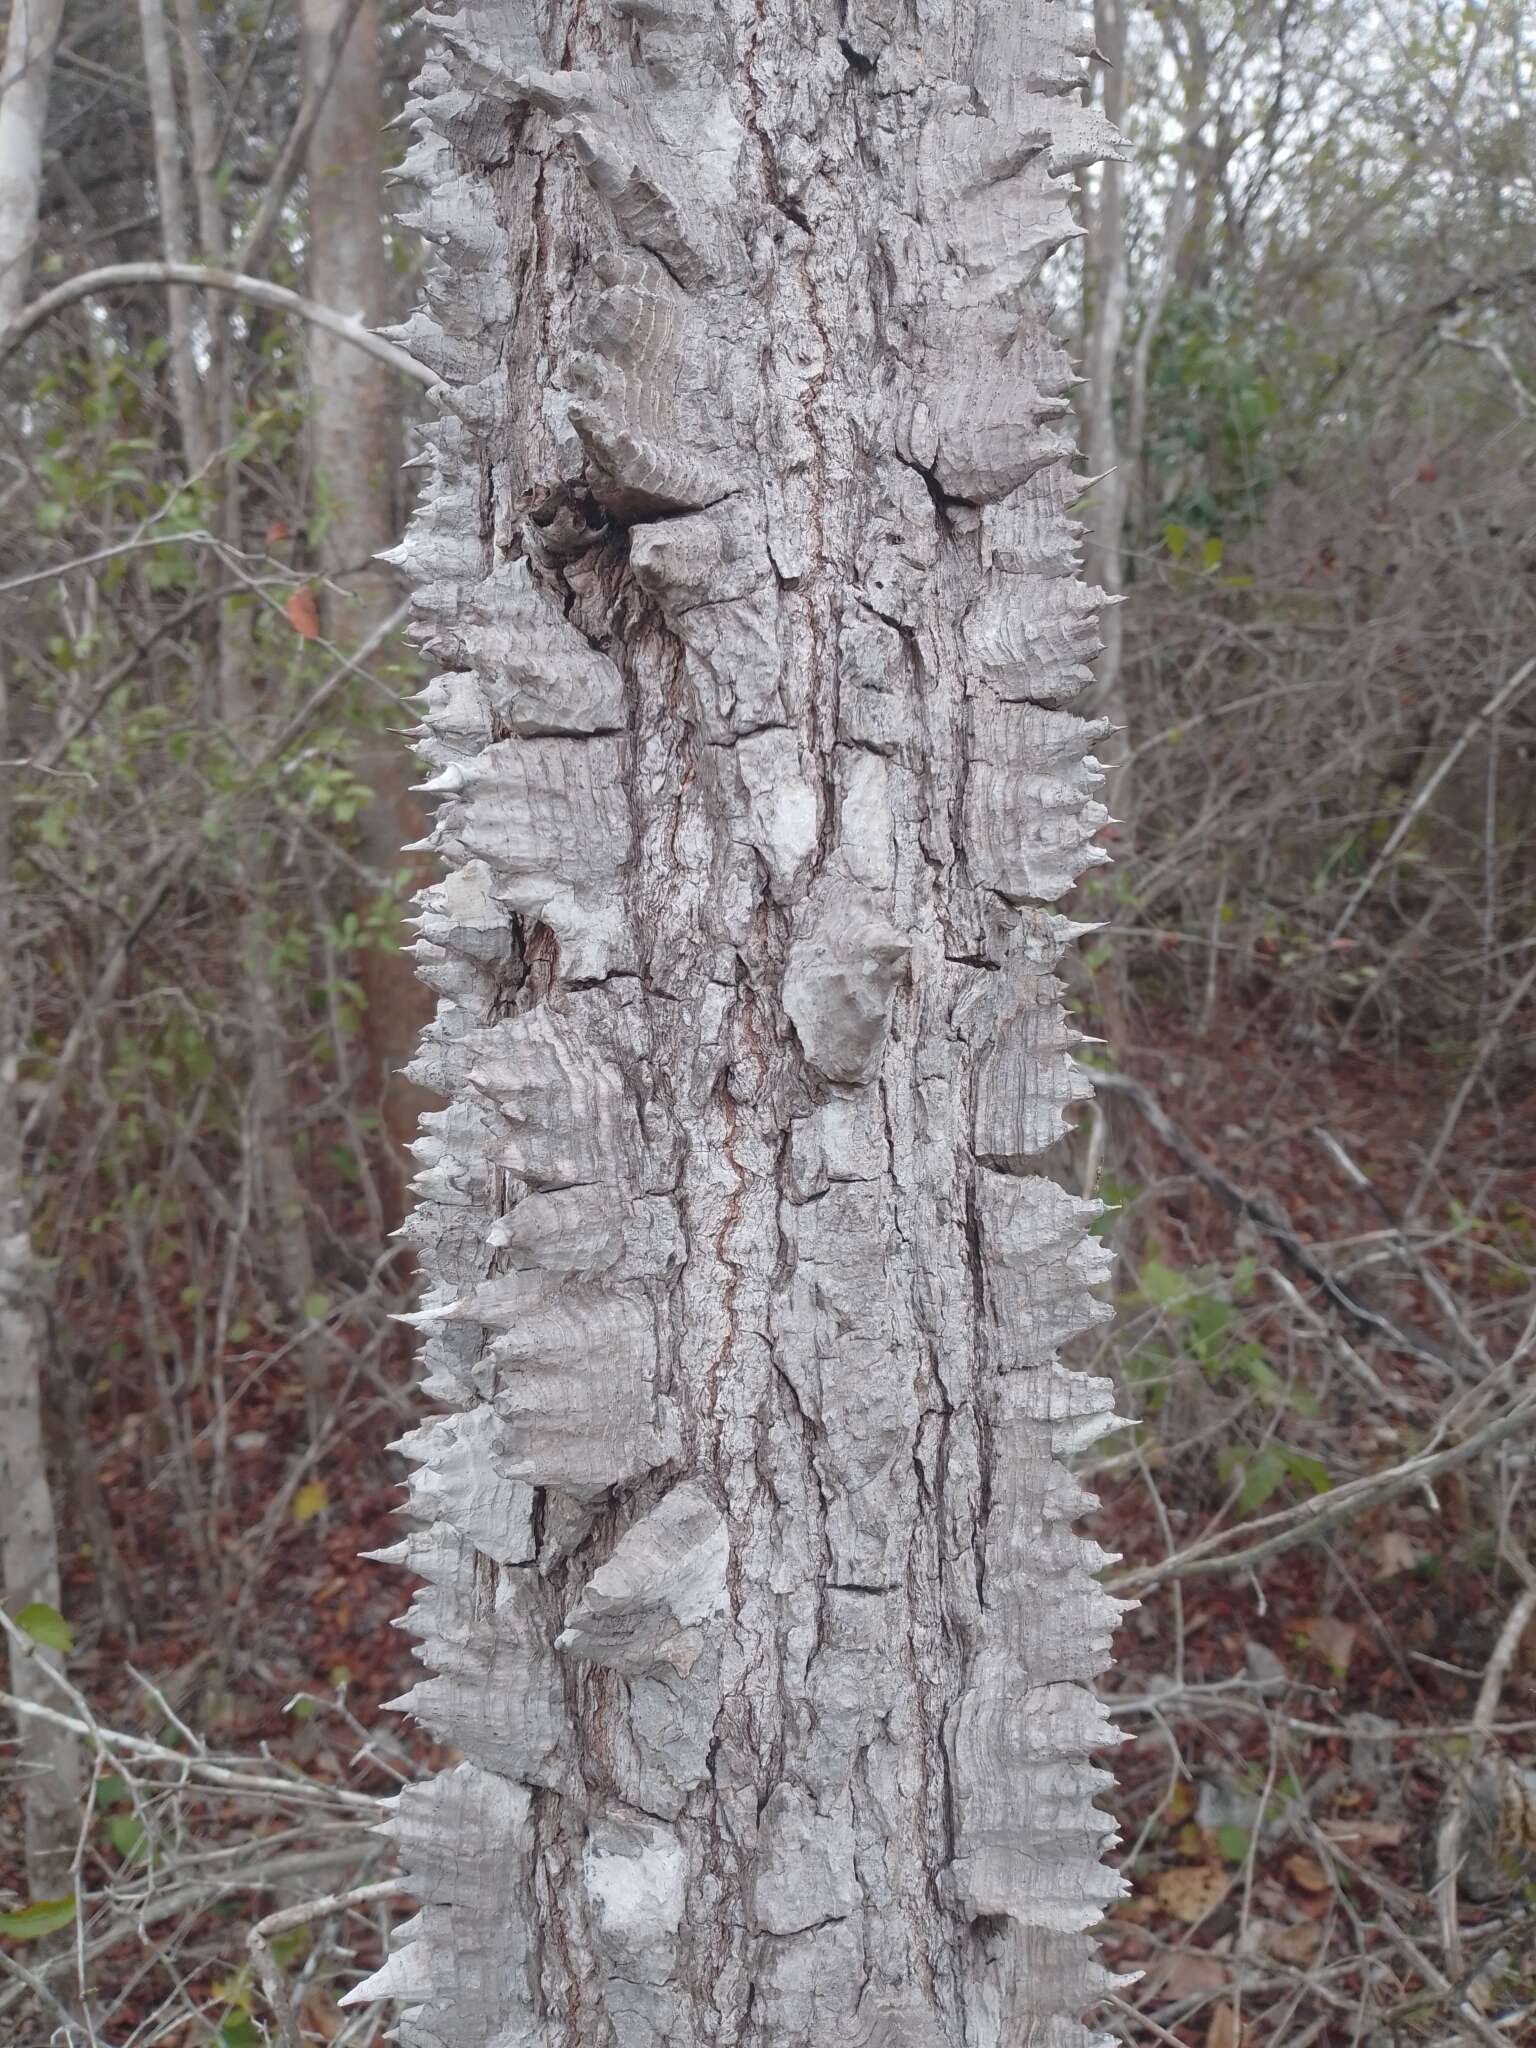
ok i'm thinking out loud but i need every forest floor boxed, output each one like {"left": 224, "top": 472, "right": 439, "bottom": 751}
{"left": 2, "top": 996, "right": 1533, "bottom": 2045}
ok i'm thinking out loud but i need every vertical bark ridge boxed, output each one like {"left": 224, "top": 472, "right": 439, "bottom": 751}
{"left": 349, "top": 3, "right": 1130, "bottom": 2041}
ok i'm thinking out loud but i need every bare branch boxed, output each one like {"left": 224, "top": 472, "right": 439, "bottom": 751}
{"left": 1, "top": 261, "right": 436, "bottom": 384}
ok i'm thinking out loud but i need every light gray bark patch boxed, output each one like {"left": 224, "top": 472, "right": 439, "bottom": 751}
{"left": 519, "top": 66, "right": 744, "bottom": 290}
{"left": 565, "top": 252, "right": 738, "bottom": 518}
{"left": 751, "top": 1782, "right": 859, "bottom": 1934}
{"left": 557, "top": 1480, "right": 728, "bottom": 1675}
{"left": 582, "top": 1815, "right": 688, "bottom": 2045}
{"left": 782, "top": 887, "right": 909, "bottom": 1085}
{"left": 898, "top": 323, "right": 1077, "bottom": 506}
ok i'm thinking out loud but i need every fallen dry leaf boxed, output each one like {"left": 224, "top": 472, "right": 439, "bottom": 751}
{"left": 1369, "top": 1530, "right": 1424, "bottom": 1579}
{"left": 1153, "top": 1862, "right": 1232, "bottom": 1924}
{"left": 285, "top": 586, "right": 321, "bottom": 638}
{"left": 1284, "top": 1851, "right": 1332, "bottom": 1894}
{"left": 1204, "top": 2001, "right": 1243, "bottom": 2048}
{"left": 1156, "top": 1950, "right": 1229, "bottom": 2000}
{"left": 1304, "top": 1615, "right": 1358, "bottom": 1675}
{"left": 1161, "top": 1778, "right": 1195, "bottom": 1824}
{"left": 1268, "top": 1919, "right": 1326, "bottom": 1966}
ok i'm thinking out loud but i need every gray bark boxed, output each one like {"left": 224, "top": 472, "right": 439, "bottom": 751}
{"left": 353, "top": 3, "right": 1127, "bottom": 2041}
{"left": 0, "top": 0, "right": 64, "bottom": 335}
{"left": 0, "top": 669, "right": 82, "bottom": 1903}
{"left": 137, "top": 0, "right": 212, "bottom": 472}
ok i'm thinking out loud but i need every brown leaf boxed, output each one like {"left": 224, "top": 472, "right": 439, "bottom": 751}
{"left": 1284, "top": 1851, "right": 1331, "bottom": 1895}
{"left": 1304, "top": 1616, "right": 1358, "bottom": 1675}
{"left": 1157, "top": 1950, "right": 1229, "bottom": 1999}
{"left": 1152, "top": 1862, "right": 1232, "bottom": 1924}
{"left": 1204, "top": 2001, "right": 1243, "bottom": 2048}
{"left": 1369, "top": 1531, "right": 1423, "bottom": 1580}
{"left": 1160, "top": 1778, "right": 1195, "bottom": 1824}
{"left": 285, "top": 586, "right": 320, "bottom": 638}
{"left": 1268, "top": 1919, "right": 1326, "bottom": 1966}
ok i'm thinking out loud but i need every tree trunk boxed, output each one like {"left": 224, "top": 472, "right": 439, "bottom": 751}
{"left": 0, "top": 0, "right": 81, "bottom": 1907}
{"left": 352, "top": 4, "right": 1126, "bottom": 2041}
{"left": 0, "top": 0, "right": 64, "bottom": 335}
{"left": 0, "top": 669, "right": 81, "bottom": 1905}
{"left": 301, "top": 0, "right": 434, "bottom": 1226}
{"left": 1082, "top": 0, "right": 1129, "bottom": 832}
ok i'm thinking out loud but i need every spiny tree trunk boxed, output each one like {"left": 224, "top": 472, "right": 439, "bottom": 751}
{"left": 352, "top": 3, "right": 1127, "bottom": 2041}
{"left": 301, "top": 0, "right": 433, "bottom": 1225}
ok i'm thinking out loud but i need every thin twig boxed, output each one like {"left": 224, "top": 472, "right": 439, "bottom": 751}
{"left": 1329, "top": 654, "right": 1536, "bottom": 942}
{"left": 248, "top": 1879, "right": 407, "bottom": 2047}
{"left": 1112, "top": 1385, "right": 1536, "bottom": 1592}
{"left": 1431, "top": 1571, "right": 1536, "bottom": 1977}
{"left": 1097, "top": 1069, "right": 1463, "bottom": 1374}
{"left": 2, "top": 263, "right": 434, "bottom": 384}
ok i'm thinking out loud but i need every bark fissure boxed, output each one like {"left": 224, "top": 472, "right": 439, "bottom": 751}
{"left": 355, "top": 4, "right": 1128, "bottom": 2042}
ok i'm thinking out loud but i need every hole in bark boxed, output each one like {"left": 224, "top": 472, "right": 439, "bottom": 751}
{"left": 520, "top": 922, "right": 562, "bottom": 1008}
{"left": 525, "top": 483, "right": 608, "bottom": 559}
{"left": 837, "top": 36, "right": 877, "bottom": 74}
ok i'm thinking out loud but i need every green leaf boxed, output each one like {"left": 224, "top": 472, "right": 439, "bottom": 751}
{"left": 269, "top": 1927, "right": 308, "bottom": 1970}
{"left": 16, "top": 1601, "right": 73, "bottom": 1653}
{"left": 0, "top": 1896, "right": 77, "bottom": 1941}
{"left": 216, "top": 2018, "right": 263, "bottom": 2048}
{"left": 1279, "top": 1448, "right": 1332, "bottom": 1496}
{"left": 301, "top": 1291, "right": 330, "bottom": 1323}
{"left": 1216, "top": 1823, "right": 1251, "bottom": 1863}
{"left": 106, "top": 1813, "right": 147, "bottom": 1860}
{"left": 1139, "top": 1259, "right": 1189, "bottom": 1308}
{"left": 292, "top": 1481, "right": 328, "bottom": 1524}
{"left": 1238, "top": 1447, "right": 1289, "bottom": 1512}
{"left": 1202, "top": 535, "right": 1224, "bottom": 571}
{"left": 1163, "top": 521, "right": 1188, "bottom": 561}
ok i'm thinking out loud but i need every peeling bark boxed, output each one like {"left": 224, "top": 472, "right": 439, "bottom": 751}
{"left": 357, "top": 4, "right": 1128, "bottom": 2041}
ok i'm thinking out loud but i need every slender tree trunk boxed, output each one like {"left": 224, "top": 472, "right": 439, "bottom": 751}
{"left": 137, "top": 0, "right": 211, "bottom": 471}
{"left": 353, "top": 4, "right": 1125, "bottom": 2041}
{"left": 0, "top": 0, "right": 81, "bottom": 1909}
{"left": 0, "top": 669, "right": 81, "bottom": 1905}
{"left": 301, "top": 0, "right": 433, "bottom": 1229}
{"left": 0, "top": 0, "right": 64, "bottom": 334}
